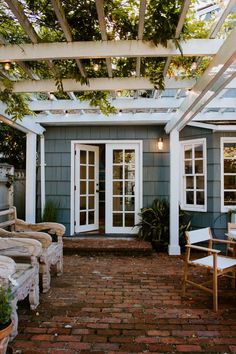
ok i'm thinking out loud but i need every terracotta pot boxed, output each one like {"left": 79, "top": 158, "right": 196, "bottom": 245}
{"left": 0, "top": 321, "right": 13, "bottom": 354}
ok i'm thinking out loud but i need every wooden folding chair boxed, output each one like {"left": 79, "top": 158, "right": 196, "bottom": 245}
{"left": 183, "top": 227, "right": 236, "bottom": 311}
{"left": 227, "top": 223, "right": 236, "bottom": 257}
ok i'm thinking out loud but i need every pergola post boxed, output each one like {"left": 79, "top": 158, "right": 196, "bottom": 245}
{"left": 168, "top": 129, "right": 181, "bottom": 255}
{"left": 40, "top": 134, "right": 46, "bottom": 218}
{"left": 25, "top": 132, "right": 37, "bottom": 222}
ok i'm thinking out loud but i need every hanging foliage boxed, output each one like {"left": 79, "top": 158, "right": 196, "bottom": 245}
{"left": 78, "top": 91, "right": 116, "bottom": 115}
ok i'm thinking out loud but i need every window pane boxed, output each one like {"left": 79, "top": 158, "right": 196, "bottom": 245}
{"left": 80, "top": 196, "right": 86, "bottom": 210}
{"left": 125, "top": 150, "right": 135, "bottom": 163}
{"left": 80, "top": 212, "right": 86, "bottom": 225}
{"left": 113, "top": 197, "right": 123, "bottom": 211}
{"left": 125, "top": 165, "right": 135, "bottom": 179}
{"left": 88, "top": 211, "right": 94, "bottom": 224}
{"left": 195, "top": 160, "right": 203, "bottom": 174}
{"left": 185, "top": 161, "right": 192, "bottom": 174}
{"left": 89, "top": 196, "right": 94, "bottom": 209}
{"left": 125, "top": 213, "right": 134, "bottom": 227}
{"left": 224, "top": 160, "right": 236, "bottom": 173}
{"left": 113, "top": 165, "right": 123, "bottom": 179}
{"left": 113, "top": 181, "right": 123, "bottom": 195}
{"left": 113, "top": 213, "right": 123, "bottom": 227}
{"left": 89, "top": 151, "right": 94, "bottom": 164}
{"left": 125, "top": 182, "right": 134, "bottom": 195}
{"left": 195, "top": 144, "right": 203, "bottom": 158}
{"left": 113, "top": 150, "right": 123, "bottom": 163}
{"left": 224, "top": 191, "right": 236, "bottom": 206}
{"left": 224, "top": 176, "right": 236, "bottom": 189}
{"left": 184, "top": 146, "right": 192, "bottom": 159}
{"left": 186, "top": 191, "right": 194, "bottom": 204}
{"left": 196, "top": 191, "right": 204, "bottom": 205}
{"left": 224, "top": 143, "right": 236, "bottom": 158}
{"left": 89, "top": 181, "right": 94, "bottom": 194}
{"left": 186, "top": 176, "right": 194, "bottom": 189}
{"left": 80, "top": 181, "right": 86, "bottom": 195}
{"left": 80, "top": 150, "right": 86, "bottom": 164}
{"left": 196, "top": 176, "right": 204, "bottom": 189}
{"left": 80, "top": 166, "right": 86, "bottom": 179}
{"left": 125, "top": 197, "right": 135, "bottom": 211}
{"left": 89, "top": 166, "right": 94, "bottom": 179}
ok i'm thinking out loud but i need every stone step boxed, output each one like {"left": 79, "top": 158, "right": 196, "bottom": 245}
{"left": 63, "top": 236, "right": 153, "bottom": 256}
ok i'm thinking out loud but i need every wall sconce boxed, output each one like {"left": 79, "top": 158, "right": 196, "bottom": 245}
{"left": 3, "top": 62, "right": 11, "bottom": 71}
{"left": 157, "top": 137, "right": 164, "bottom": 151}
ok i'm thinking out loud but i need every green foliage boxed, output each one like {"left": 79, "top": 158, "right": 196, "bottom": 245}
{"left": 143, "top": 59, "right": 166, "bottom": 90}
{"left": 0, "top": 123, "right": 26, "bottom": 169}
{"left": 136, "top": 199, "right": 192, "bottom": 251}
{"left": 78, "top": 91, "right": 116, "bottom": 115}
{"left": 0, "top": 287, "right": 12, "bottom": 326}
{"left": 42, "top": 200, "right": 60, "bottom": 222}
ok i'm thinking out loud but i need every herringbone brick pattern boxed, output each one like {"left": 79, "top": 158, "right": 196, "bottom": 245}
{"left": 10, "top": 253, "right": 236, "bottom": 353}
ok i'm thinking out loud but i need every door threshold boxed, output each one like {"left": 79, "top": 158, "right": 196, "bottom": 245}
{"left": 75, "top": 233, "right": 137, "bottom": 239}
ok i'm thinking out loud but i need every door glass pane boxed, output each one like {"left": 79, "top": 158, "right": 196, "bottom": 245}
{"left": 196, "top": 176, "right": 204, "bottom": 189}
{"left": 89, "top": 181, "right": 94, "bottom": 194}
{"left": 195, "top": 144, "right": 203, "bottom": 158}
{"left": 89, "top": 166, "right": 94, "bottom": 179}
{"left": 185, "top": 161, "right": 192, "bottom": 174}
{"left": 125, "top": 213, "right": 134, "bottom": 227}
{"left": 224, "top": 191, "right": 236, "bottom": 205}
{"left": 125, "top": 165, "right": 135, "bottom": 179}
{"left": 224, "top": 143, "right": 236, "bottom": 158}
{"left": 224, "top": 160, "right": 236, "bottom": 173}
{"left": 125, "top": 181, "right": 134, "bottom": 195}
{"left": 184, "top": 146, "right": 192, "bottom": 159}
{"left": 224, "top": 176, "right": 236, "bottom": 189}
{"left": 113, "top": 213, "right": 123, "bottom": 226}
{"left": 186, "top": 176, "right": 194, "bottom": 189}
{"left": 113, "top": 197, "right": 123, "bottom": 211}
{"left": 196, "top": 191, "right": 204, "bottom": 205}
{"left": 80, "top": 150, "right": 86, "bottom": 164}
{"left": 80, "top": 196, "right": 86, "bottom": 210}
{"left": 125, "top": 150, "right": 135, "bottom": 163}
{"left": 113, "top": 165, "right": 123, "bottom": 179}
{"left": 89, "top": 196, "right": 94, "bottom": 209}
{"left": 89, "top": 151, "right": 94, "bottom": 164}
{"left": 88, "top": 211, "right": 94, "bottom": 224}
{"left": 195, "top": 160, "right": 203, "bottom": 173}
{"left": 80, "top": 181, "right": 86, "bottom": 195}
{"left": 113, "top": 150, "right": 123, "bottom": 163}
{"left": 186, "top": 191, "right": 194, "bottom": 204}
{"left": 80, "top": 212, "right": 86, "bottom": 225}
{"left": 80, "top": 166, "right": 86, "bottom": 179}
{"left": 125, "top": 197, "right": 134, "bottom": 211}
{"left": 113, "top": 181, "right": 123, "bottom": 195}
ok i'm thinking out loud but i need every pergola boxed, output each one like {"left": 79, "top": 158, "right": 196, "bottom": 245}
{"left": 0, "top": 0, "right": 236, "bottom": 254}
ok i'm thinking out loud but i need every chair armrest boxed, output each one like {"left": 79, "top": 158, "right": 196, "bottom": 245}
{"left": 0, "top": 238, "right": 42, "bottom": 258}
{"left": 0, "top": 255, "right": 16, "bottom": 279}
{"left": 0, "top": 228, "right": 52, "bottom": 248}
{"left": 212, "top": 238, "right": 236, "bottom": 245}
{"left": 16, "top": 219, "right": 65, "bottom": 237}
{"left": 185, "top": 244, "right": 221, "bottom": 253}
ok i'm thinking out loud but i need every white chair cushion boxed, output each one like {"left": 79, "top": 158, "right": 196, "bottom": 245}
{"left": 192, "top": 255, "right": 236, "bottom": 270}
{"left": 229, "top": 230, "right": 236, "bottom": 239}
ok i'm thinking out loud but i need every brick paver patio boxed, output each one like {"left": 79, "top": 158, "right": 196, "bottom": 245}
{"left": 10, "top": 252, "right": 236, "bottom": 353}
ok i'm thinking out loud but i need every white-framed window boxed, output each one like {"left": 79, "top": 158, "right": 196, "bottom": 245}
{"left": 221, "top": 137, "right": 236, "bottom": 212}
{"left": 180, "top": 138, "right": 207, "bottom": 212}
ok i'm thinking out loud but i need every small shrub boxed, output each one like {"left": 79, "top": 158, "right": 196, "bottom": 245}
{"left": 0, "top": 287, "right": 12, "bottom": 328}
{"left": 42, "top": 200, "right": 59, "bottom": 222}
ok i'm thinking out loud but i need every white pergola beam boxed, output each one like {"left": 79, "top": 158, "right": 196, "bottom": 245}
{"left": 0, "top": 39, "right": 224, "bottom": 62}
{"left": 209, "top": 0, "right": 236, "bottom": 38}
{"left": 136, "top": 0, "right": 147, "bottom": 76}
{"left": 165, "top": 26, "right": 236, "bottom": 133}
{"left": 0, "top": 77, "right": 196, "bottom": 93}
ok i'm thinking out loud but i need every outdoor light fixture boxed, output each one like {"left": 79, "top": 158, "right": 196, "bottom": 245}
{"left": 93, "top": 63, "right": 99, "bottom": 71}
{"left": 157, "top": 137, "right": 164, "bottom": 151}
{"left": 3, "top": 62, "right": 11, "bottom": 71}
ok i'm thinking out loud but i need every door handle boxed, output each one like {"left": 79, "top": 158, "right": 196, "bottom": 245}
{"left": 96, "top": 190, "right": 100, "bottom": 193}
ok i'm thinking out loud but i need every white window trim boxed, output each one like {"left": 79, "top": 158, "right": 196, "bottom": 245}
{"left": 220, "top": 137, "right": 236, "bottom": 213}
{"left": 180, "top": 138, "right": 207, "bottom": 212}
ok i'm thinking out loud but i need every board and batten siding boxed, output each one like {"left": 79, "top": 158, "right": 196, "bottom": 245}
{"left": 180, "top": 127, "right": 236, "bottom": 238}
{"left": 37, "top": 125, "right": 169, "bottom": 235}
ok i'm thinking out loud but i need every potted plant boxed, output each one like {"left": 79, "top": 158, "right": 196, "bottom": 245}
{"left": 0, "top": 287, "right": 13, "bottom": 354}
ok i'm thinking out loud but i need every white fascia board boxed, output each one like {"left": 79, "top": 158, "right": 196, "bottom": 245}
{"left": 165, "top": 26, "right": 236, "bottom": 134}
{"left": 3, "top": 77, "right": 196, "bottom": 93}
{"left": 28, "top": 97, "right": 183, "bottom": 111}
{"left": 33, "top": 112, "right": 170, "bottom": 125}
{"left": 193, "top": 111, "right": 236, "bottom": 121}
{"left": 0, "top": 39, "right": 224, "bottom": 61}
{"left": 188, "top": 122, "right": 218, "bottom": 130}
{"left": 0, "top": 105, "right": 45, "bottom": 134}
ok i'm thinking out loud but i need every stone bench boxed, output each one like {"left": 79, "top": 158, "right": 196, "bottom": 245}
{"left": 0, "top": 237, "right": 42, "bottom": 339}
{"left": 0, "top": 207, "right": 65, "bottom": 293}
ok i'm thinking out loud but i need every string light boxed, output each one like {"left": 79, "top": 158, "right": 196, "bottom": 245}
{"left": 4, "top": 62, "right": 11, "bottom": 71}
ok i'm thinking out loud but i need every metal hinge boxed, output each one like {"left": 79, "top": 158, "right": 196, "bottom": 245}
{"left": 74, "top": 221, "right": 76, "bottom": 226}
{"left": 75, "top": 150, "right": 77, "bottom": 155}
{"left": 74, "top": 185, "right": 76, "bottom": 191}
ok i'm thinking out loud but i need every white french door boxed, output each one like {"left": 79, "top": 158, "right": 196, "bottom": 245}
{"left": 105, "top": 143, "right": 141, "bottom": 233}
{"left": 74, "top": 144, "right": 99, "bottom": 232}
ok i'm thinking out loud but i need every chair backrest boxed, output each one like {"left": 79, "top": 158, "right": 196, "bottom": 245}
{"left": 228, "top": 223, "right": 236, "bottom": 237}
{"left": 185, "top": 227, "right": 212, "bottom": 245}
{"left": 0, "top": 207, "right": 17, "bottom": 230}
